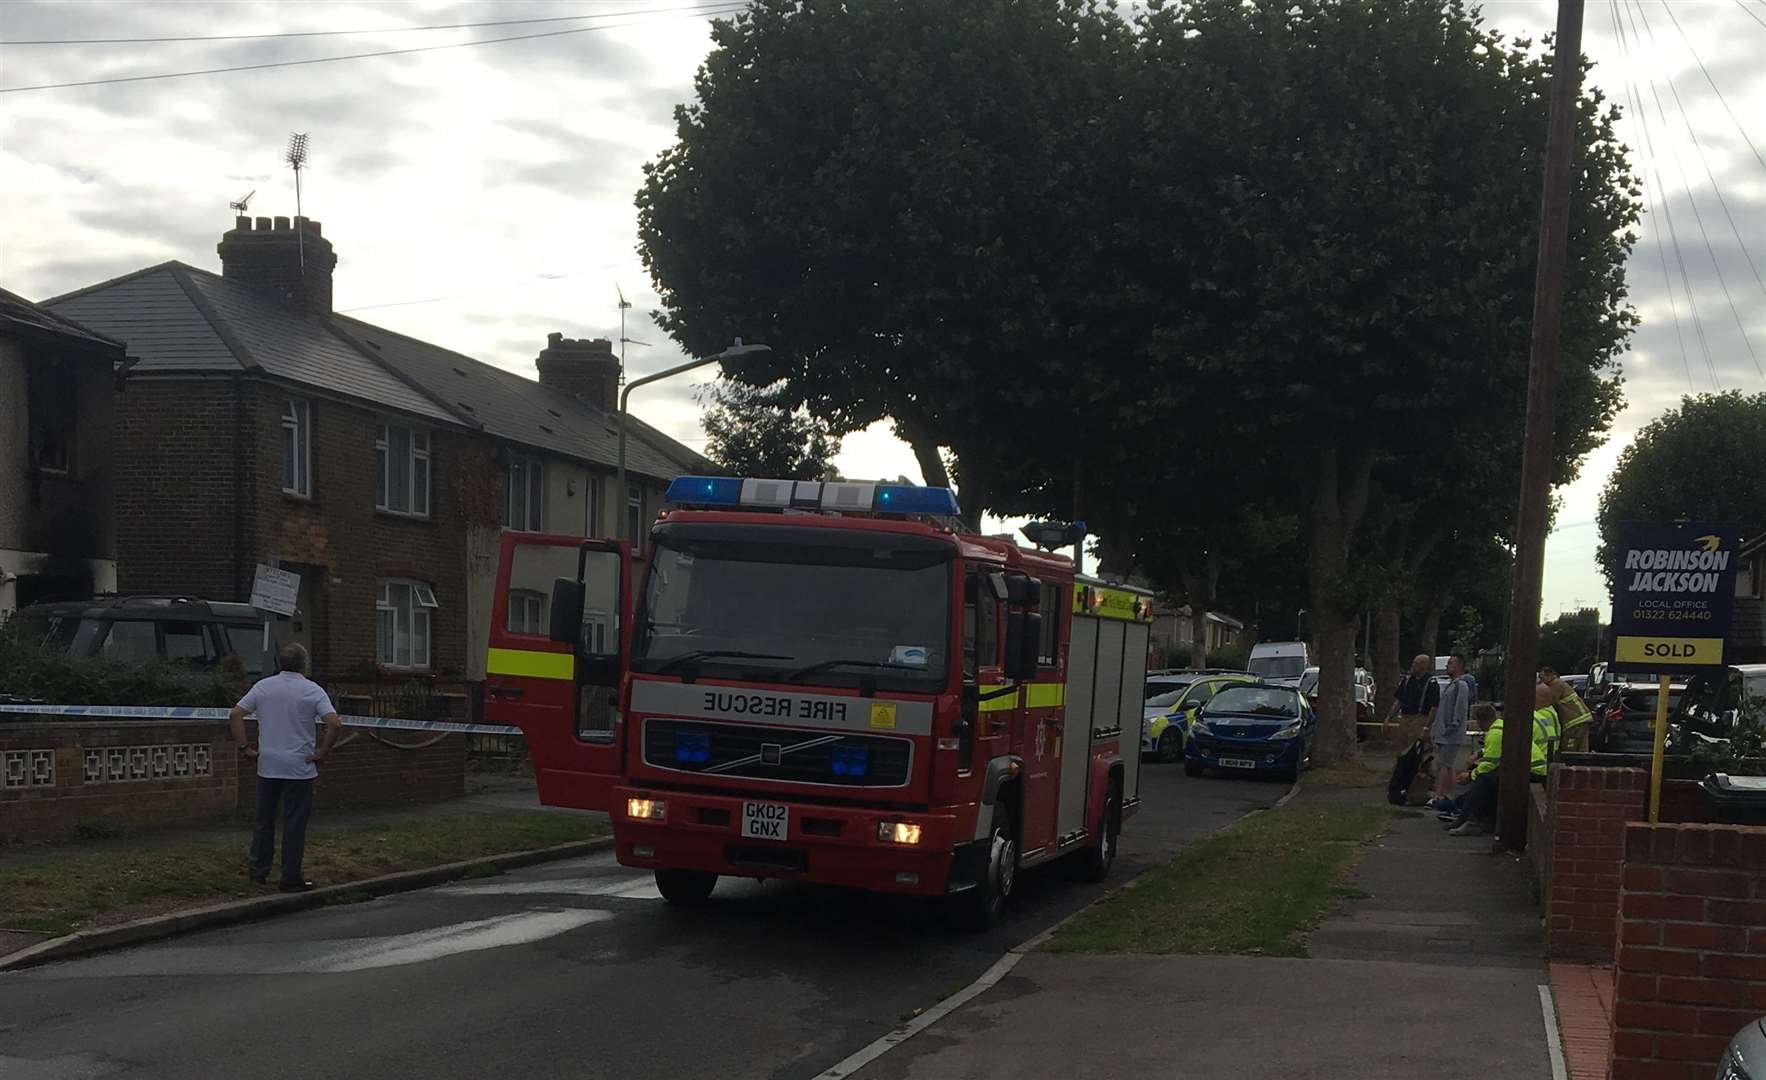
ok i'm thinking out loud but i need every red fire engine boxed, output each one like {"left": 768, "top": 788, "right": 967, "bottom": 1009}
{"left": 485, "top": 476, "right": 1151, "bottom": 928}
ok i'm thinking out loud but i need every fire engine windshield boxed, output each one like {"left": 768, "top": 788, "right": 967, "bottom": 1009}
{"left": 632, "top": 523, "right": 953, "bottom": 692}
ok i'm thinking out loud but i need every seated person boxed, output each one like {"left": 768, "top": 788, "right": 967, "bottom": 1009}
{"left": 1446, "top": 687, "right": 1553, "bottom": 836}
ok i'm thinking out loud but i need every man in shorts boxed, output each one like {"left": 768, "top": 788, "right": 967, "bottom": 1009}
{"left": 1429, "top": 653, "right": 1474, "bottom": 808}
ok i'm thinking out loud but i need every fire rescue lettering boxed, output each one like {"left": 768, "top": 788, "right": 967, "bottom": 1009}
{"left": 701, "top": 690, "right": 848, "bottom": 723}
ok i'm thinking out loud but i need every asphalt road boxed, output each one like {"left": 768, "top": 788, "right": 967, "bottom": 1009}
{"left": 0, "top": 766, "right": 1281, "bottom": 1080}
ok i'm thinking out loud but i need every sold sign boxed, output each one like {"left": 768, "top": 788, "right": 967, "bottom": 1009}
{"left": 1607, "top": 522, "right": 1741, "bottom": 674}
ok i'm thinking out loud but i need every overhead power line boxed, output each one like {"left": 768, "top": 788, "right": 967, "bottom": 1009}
{"left": 0, "top": 2, "right": 746, "bottom": 93}
{"left": 1632, "top": 0, "right": 1763, "bottom": 380}
{"left": 1617, "top": 0, "right": 1720, "bottom": 389}
{"left": 1607, "top": 0, "right": 1700, "bottom": 390}
{"left": 1736, "top": 0, "right": 1766, "bottom": 32}
{"left": 0, "top": 5, "right": 686, "bottom": 46}
{"left": 1663, "top": 4, "right": 1766, "bottom": 206}
{"left": 1658, "top": 2, "right": 1766, "bottom": 306}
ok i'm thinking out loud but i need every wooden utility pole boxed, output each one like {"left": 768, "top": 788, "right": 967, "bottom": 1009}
{"left": 1499, "top": 0, "right": 1585, "bottom": 849}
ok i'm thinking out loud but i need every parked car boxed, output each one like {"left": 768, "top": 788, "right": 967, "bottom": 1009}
{"left": 1184, "top": 682, "right": 1317, "bottom": 781}
{"left": 1590, "top": 673, "right": 1689, "bottom": 754}
{"left": 1295, "top": 666, "right": 1374, "bottom": 729}
{"left": 1143, "top": 672, "right": 1258, "bottom": 762}
{"left": 1676, "top": 663, "right": 1766, "bottom": 751}
{"left": 11, "top": 595, "right": 273, "bottom": 676}
{"left": 1717, "top": 1014, "right": 1763, "bottom": 1080}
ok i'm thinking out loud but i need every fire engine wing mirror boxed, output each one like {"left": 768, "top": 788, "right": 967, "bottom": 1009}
{"left": 1003, "top": 611, "right": 1040, "bottom": 681}
{"left": 549, "top": 578, "right": 586, "bottom": 646}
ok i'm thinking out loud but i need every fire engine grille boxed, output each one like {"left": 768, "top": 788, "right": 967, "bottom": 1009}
{"left": 642, "top": 718, "right": 913, "bottom": 788}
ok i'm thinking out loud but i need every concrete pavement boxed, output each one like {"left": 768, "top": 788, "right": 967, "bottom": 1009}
{"left": 853, "top": 787, "right": 1557, "bottom": 1080}
{"left": 0, "top": 765, "right": 1278, "bottom": 1080}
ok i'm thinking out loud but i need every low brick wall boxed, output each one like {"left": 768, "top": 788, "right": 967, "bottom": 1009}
{"left": 1611, "top": 821, "right": 1766, "bottom": 1080}
{"left": 234, "top": 722, "right": 465, "bottom": 812}
{"left": 1, "top": 716, "right": 468, "bottom": 844}
{"left": 1546, "top": 764, "right": 1649, "bottom": 962}
{"left": 0, "top": 720, "right": 238, "bottom": 843}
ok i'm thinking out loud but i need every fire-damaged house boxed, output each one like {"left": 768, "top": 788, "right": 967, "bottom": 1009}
{"left": 0, "top": 288, "right": 129, "bottom": 617}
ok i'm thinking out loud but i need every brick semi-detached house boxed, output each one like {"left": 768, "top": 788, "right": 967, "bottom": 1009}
{"left": 46, "top": 215, "right": 700, "bottom": 701}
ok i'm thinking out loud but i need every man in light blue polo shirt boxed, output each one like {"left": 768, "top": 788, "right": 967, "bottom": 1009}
{"left": 230, "top": 643, "right": 341, "bottom": 892}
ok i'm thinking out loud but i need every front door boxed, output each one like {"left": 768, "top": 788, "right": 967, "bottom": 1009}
{"left": 485, "top": 533, "right": 628, "bottom": 811}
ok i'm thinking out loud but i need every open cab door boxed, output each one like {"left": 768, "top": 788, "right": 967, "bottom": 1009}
{"left": 486, "top": 533, "right": 629, "bottom": 812}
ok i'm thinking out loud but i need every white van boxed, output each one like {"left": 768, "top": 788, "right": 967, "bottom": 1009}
{"left": 1248, "top": 641, "right": 1310, "bottom": 686}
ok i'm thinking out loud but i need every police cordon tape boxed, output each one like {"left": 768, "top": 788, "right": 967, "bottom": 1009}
{"left": 0, "top": 703, "right": 523, "bottom": 737}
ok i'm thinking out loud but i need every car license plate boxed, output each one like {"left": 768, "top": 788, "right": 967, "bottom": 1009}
{"left": 1218, "top": 757, "right": 1256, "bottom": 769}
{"left": 741, "top": 801, "right": 790, "bottom": 841}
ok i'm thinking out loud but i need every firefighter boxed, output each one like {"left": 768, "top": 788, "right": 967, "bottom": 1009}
{"left": 1539, "top": 665, "right": 1592, "bottom": 755}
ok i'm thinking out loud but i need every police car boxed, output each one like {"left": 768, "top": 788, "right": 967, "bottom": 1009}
{"left": 1143, "top": 671, "right": 1257, "bottom": 763}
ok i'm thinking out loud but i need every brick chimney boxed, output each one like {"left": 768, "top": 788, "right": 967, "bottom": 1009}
{"left": 216, "top": 215, "right": 337, "bottom": 312}
{"left": 535, "top": 333, "right": 620, "bottom": 411}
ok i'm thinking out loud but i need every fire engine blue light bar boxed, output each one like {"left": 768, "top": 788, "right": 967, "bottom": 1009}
{"left": 873, "top": 484, "right": 960, "bottom": 517}
{"left": 665, "top": 475, "right": 961, "bottom": 517}
{"left": 665, "top": 476, "right": 743, "bottom": 506}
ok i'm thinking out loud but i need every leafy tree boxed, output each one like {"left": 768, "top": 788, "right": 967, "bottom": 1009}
{"left": 1537, "top": 607, "right": 1602, "bottom": 675}
{"left": 1113, "top": 0, "right": 1636, "bottom": 762}
{"left": 638, "top": 0, "right": 1134, "bottom": 518}
{"left": 698, "top": 379, "right": 842, "bottom": 480}
{"left": 1595, "top": 391, "right": 1766, "bottom": 592}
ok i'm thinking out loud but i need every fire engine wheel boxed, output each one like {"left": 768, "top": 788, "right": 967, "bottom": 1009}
{"left": 1078, "top": 784, "right": 1120, "bottom": 883}
{"left": 655, "top": 869, "right": 718, "bottom": 905}
{"left": 954, "top": 804, "right": 1017, "bottom": 931}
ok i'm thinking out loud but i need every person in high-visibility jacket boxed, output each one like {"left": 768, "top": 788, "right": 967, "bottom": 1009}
{"left": 1447, "top": 684, "right": 1556, "bottom": 836}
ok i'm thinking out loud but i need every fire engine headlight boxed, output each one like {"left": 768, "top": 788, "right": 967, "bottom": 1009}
{"left": 878, "top": 821, "right": 922, "bottom": 845}
{"left": 626, "top": 797, "right": 666, "bottom": 822}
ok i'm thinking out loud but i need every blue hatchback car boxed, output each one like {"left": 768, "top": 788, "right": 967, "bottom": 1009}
{"left": 1184, "top": 683, "right": 1317, "bottom": 781}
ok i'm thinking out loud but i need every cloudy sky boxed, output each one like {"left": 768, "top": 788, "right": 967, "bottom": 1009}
{"left": 2, "top": 0, "right": 1762, "bottom": 618}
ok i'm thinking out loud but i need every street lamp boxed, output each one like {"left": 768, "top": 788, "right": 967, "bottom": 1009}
{"left": 615, "top": 339, "right": 773, "bottom": 540}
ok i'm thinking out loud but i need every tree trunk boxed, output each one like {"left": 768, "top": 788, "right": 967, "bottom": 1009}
{"left": 1307, "top": 444, "right": 1373, "bottom": 767}
{"left": 1373, "top": 601, "right": 1401, "bottom": 723}
{"left": 1418, "top": 603, "right": 1442, "bottom": 661}
{"left": 1188, "top": 550, "right": 1220, "bottom": 668}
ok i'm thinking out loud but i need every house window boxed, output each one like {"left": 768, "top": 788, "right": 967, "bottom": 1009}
{"left": 375, "top": 424, "right": 430, "bottom": 516}
{"left": 627, "top": 484, "right": 645, "bottom": 549}
{"left": 506, "top": 455, "right": 544, "bottom": 531}
{"left": 282, "top": 399, "right": 311, "bottom": 496}
{"left": 27, "top": 364, "right": 77, "bottom": 474}
{"left": 507, "top": 589, "right": 545, "bottom": 635}
{"left": 376, "top": 579, "right": 437, "bottom": 669}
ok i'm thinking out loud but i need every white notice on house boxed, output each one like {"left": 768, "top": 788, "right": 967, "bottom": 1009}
{"left": 250, "top": 564, "right": 300, "bottom": 617}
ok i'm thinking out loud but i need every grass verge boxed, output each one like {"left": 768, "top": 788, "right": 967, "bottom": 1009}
{"left": 1044, "top": 802, "right": 1398, "bottom": 957}
{"left": 0, "top": 813, "right": 608, "bottom": 937}
{"left": 1306, "top": 757, "right": 1393, "bottom": 789}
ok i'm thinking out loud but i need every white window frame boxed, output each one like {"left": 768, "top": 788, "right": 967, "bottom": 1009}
{"left": 583, "top": 608, "right": 610, "bottom": 654}
{"left": 507, "top": 589, "right": 546, "bottom": 636}
{"left": 376, "top": 579, "right": 438, "bottom": 669}
{"left": 376, "top": 424, "right": 431, "bottom": 517}
{"left": 506, "top": 455, "right": 545, "bottom": 531}
{"left": 627, "top": 484, "right": 644, "bottom": 551}
{"left": 282, "top": 398, "right": 311, "bottom": 497}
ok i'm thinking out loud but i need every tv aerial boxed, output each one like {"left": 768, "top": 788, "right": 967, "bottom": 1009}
{"left": 616, "top": 285, "right": 651, "bottom": 384}
{"left": 229, "top": 190, "right": 256, "bottom": 215}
